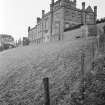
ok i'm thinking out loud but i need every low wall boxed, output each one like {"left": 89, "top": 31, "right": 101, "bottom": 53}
{"left": 88, "top": 25, "right": 97, "bottom": 36}
{"left": 64, "top": 28, "right": 82, "bottom": 41}
{"left": 64, "top": 25, "right": 98, "bottom": 41}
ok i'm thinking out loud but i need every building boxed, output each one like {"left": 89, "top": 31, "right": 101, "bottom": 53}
{"left": 23, "top": 37, "right": 30, "bottom": 46}
{"left": 28, "top": 0, "right": 97, "bottom": 43}
{"left": 0, "top": 34, "right": 15, "bottom": 49}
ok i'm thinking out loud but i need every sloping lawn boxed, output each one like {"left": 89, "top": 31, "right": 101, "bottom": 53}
{"left": 0, "top": 38, "right": 94, "bottom": 105}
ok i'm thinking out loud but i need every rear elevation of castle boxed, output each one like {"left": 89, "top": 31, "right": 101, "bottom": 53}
{"left": 28, "top": 0, "right": 97, "bottom": 43}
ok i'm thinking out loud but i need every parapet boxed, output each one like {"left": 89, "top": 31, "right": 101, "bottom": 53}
{"left": 37, "top": 17, "right": 41, "bottom": 24}
{"left": 50, "top": 0, "right": 77, "bottom": 11}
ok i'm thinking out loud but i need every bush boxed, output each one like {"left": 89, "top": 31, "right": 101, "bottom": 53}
{"left": 23, "top": 37, "right": 30, "bottom": 46}
{"left": 71, "top": 55, "right": 105, "bottom": 105}
{"left": 96, "top": 17, "right": 105, "bottom": 24}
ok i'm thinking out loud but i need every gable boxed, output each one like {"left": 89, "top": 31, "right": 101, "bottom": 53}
{"left": 86, "top": 6, "right": 93, "bottom": 12}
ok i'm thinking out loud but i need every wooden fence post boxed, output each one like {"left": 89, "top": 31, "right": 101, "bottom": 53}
{"left": 97, "top": 35, "right": 100, "bottom": 50}
{"left": 43, "top": 77, "right": 50, "bottom": 105}
{"left": 81, "top": 52, "right": 85, "bottom": 104}
{"left": 92, "top": 42, "right": 95, "bottom": 59}
{"left": 81, "top": 52, "right": 85, "bottom": 78}
{"left": 92, "top": 42, "right": 95, "bottom": 70}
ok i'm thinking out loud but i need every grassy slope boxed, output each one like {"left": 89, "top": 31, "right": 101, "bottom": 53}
{"left": 97, "top": 22, "right": 105, "bottom": 32}
{"left": 0, "top": 37, "right": 95, "bottom": 105}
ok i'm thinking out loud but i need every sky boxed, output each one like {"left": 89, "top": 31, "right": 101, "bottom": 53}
{"left": 0, "top": 0, "right": 105, "bottom": 40}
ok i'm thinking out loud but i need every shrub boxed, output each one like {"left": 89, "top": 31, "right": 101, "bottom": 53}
{"left": 71, "top": 55, "right": 105, "bottom": 105}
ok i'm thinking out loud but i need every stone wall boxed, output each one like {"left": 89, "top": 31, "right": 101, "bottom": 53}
{"left": 64, "top": 28, "right": 82, "bottom": 41}
{"left": 64, "top": 8, "right": 82, "bottom": 29}
{"left": 88, "top": 24, "right": 97, "bottom": 36}
{"left": 85, "top": 12, "right": 95, "bottom": 25}
{"left": 42, "top": 14, "right": 51, "bottom": 42}
{"left": 28, "top": 14, "right": 51, "bottom": 43}
{"left": 64, "top": 24, "right": 97, "bottom": 41}
{"left": 28, "top": 0, "right": 97, "bottom": 44}
{"left": 52, "top": 8, "right": 64, "bottom": 40}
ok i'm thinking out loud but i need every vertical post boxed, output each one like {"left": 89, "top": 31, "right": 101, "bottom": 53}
{"left": 94, "top": 6, "right": 97, "bottom": 24}
{"left": 81, "top": 52, "right": 85, "bottom": 77}
{"left": 82, "top": 2, "right": 86, "bottom": 25}
{"left": 43, "top": 77, "right": 50, "bottom": 105}
{"left": 42, "top": 10, "right": 45, "bottom": 42}
{"left": 42, "top": 21, "right": 44, "bottom": 42}
{"left": 81, "top": 52, "right": 85, "bottom": 104}
{"left": 56, "top": 21, "right": 61, "bottom": 40}
{"left": 58, "top": 22, "right": 60, "bottom": 40}
{"left": 92, "top": 42, "right": 95, "bottom": 70}
{"left": 97, "top": 35, "right": 100, "bottom": 51}
{"left": 102, "top": 26, "right": 105, "bottom": 51}
{"left": 50, "top": 0, "right": 54, "bottom": 40}
{"left": 92, "top": 42, "right": 95, "bottom": 59}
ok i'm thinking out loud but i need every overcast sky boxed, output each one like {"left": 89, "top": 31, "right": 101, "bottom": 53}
{"left": 0, "top": 0, "right": 105, "bottom": 40}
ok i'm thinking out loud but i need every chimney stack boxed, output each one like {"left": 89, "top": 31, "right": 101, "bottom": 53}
{"left": 74, "top": 0, "right": 76, "bottom": 7}
{"left": 82, "top": 2, "right": 86, "bottom": 24}
{"left": 94, "top": 6, "right": 97, "bottom": 24}
{"left": 42, "top": 10, "right": 45, "bottom": 18}
{"left": 28, "top": 26, "right": 30, "bottom": 32}
{"left": 37, "top": 17, "right": 41, "bottom": 24}
{"left": 82, "top": 2, "right": 85, "bottom": 10}
{"left": 50, "top": 0, "right": 54, "bottom": 12}
{"left": 51, "top": 0, "right": 54, "bottom": 6}
{"left": 74, "top": 0, "right": 76, "bottom": 4}
{"left": 94, "top": 6, "right": 97, "bottom": 17}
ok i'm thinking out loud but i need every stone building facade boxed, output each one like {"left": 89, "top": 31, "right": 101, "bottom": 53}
{"left": 28, "top": 0, "right": 97, "bottom": 43}
{"left": 0, "top": 34, "right": 15, "bottom": 48}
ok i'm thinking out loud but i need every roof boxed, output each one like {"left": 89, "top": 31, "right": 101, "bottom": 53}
{"left": 86, "top": 6, "right": 93, "bottom": 12}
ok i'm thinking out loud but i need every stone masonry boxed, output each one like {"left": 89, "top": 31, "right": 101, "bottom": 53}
{"left": 28, "top": 0, "right": 97, "bottom": 44}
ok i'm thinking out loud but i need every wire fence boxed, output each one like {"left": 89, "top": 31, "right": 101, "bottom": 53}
{"left": 42, "top": 30, "right": 105, "bottom": 105}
